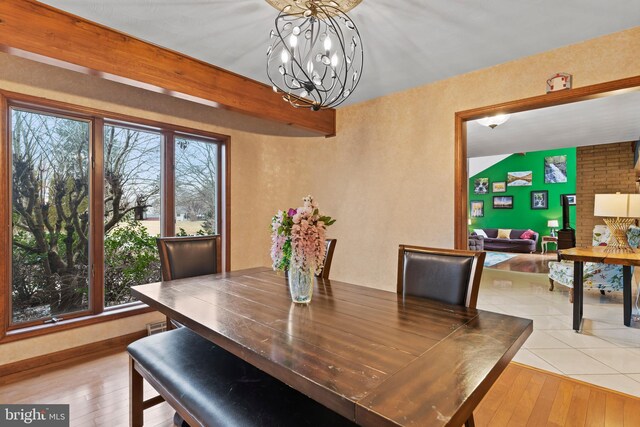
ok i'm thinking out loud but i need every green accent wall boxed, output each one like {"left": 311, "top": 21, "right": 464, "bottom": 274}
{"left": 469, "top": 148, "right": 576, "bottom": 250}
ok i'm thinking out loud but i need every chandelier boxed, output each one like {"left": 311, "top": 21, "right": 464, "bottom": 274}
{"left": 266, "top": 0, "right": 364, "bottom": 111}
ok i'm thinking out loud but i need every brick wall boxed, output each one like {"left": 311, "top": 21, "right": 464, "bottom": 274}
{"left": 576, "top": 141, "right": 637, "bottom": 247}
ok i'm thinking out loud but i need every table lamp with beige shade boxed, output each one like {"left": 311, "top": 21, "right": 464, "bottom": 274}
{"left": 594, "top": 193, "right": 640, "bottom": 250}
{"left": 547, "top": 219, "right": 559, "bottom": 237}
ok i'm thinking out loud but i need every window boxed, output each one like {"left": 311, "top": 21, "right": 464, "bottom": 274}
{"left": 11, "top": 109, "right": 91, "bottom": 324}
{"left": 175, "top": 136, "right": 219, "bottom": 236}
{"left": 103, "top": 124, "right": 162, "bottom": 307}
{"left": 2, "top": 95, "right": 228, "bottom": 337}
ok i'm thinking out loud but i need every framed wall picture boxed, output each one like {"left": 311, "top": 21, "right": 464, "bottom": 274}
{"left": 470, "top": 200, "right": 484, "bottom": 217}
{"left": 561, "top": 194, "right": 577, "bottom": 205}
{"left": 544, "top": 155, "right": 568, "bottom": 183}
{"left": 492, "top": 181, "right": 506, "bottom": 193}
{"left": 493, "top": 195, "right": 513, "bottom": 209}
{"left": 531, "top": 190, "right": 548, "bottom": 209}
{"left": 507, "top": 171, "right": 532, "bottom": 186}
{"left": 474, "top": 177, "right": 489, "bottom": 194}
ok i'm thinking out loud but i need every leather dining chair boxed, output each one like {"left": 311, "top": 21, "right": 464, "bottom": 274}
{"left": 397, "top": 244, "right": 486, "bottom": 427}
{"left": 316, "top": 238, "right": 337, "bottom": 279}
{"left": 397, "top": 244, "right": 485, "bottom": 309}
{"left": 157, "top": 235, "right": 222, "bottom": 281}
{"left": 156, "top": 235, "right": 222, "bottom": 330}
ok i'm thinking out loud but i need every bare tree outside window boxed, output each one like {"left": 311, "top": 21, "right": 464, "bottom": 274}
{"left": 11, "top": 109, "right": 90, "bottom": 322}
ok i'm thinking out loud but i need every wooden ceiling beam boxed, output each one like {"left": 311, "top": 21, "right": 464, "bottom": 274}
{"left": 0, "top": 0, "right": 335, "bottom": 136}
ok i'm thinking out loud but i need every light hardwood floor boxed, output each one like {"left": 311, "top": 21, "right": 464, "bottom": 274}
{"left": 1, "top": 351, "right": 175, "bottom": 427}
{"left": 1, "top": 351, "right": 640, "bottom": 426}
{"left": 476, "top": 363, "right": 640, "bottom": 426}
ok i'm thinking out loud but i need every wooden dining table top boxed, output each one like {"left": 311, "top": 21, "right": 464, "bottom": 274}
{"left": 131, "top": 267, "right": 532, "bottom": 427}
{"left": 560, "top": 246, "right": 640, "bottom": 266}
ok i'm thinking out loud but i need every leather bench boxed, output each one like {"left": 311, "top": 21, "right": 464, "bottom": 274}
{"left": 128, "top": 327, "right": 356, "bottom": 426}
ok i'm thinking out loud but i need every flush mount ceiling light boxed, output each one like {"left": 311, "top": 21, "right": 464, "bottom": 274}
{"left": 476, "top": 114, "right": 511, "bottom": 129}
{"left": 266, "top": 0, "right": 364, "bottom": 111}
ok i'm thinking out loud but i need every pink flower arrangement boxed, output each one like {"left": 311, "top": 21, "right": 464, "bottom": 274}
{"left": 270, "top": 195, "right": 335, "bottom": 274}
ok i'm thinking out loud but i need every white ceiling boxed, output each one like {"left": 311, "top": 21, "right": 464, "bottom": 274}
{"left": 38, "top": 0, "right": 640, "bottom": 107}
{"left": 467, "top": 90, "right": 640, "bottom": 158}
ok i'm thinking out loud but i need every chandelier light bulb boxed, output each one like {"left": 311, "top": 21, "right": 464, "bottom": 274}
{"left": 331, "top": 52, "right": 339, "bottom": 67}
{"left": 324, "top": 36, "right": 332, "bottom": 51}
{"left": 266, "top": 0, "right": 364, "bottom": 111}
{"left": 280, "top": 49, "right": 290, "bottom": 63}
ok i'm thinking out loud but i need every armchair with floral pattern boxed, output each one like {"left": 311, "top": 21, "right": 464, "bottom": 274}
{"left": 548, "top": 225, "right": 640, "bottom": 302}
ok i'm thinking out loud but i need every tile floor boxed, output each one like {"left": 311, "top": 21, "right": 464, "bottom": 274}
{"left": 477, "top": 266, "right": 640, "bottom": 397}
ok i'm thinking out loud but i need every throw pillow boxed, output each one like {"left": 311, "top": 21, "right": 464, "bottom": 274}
{"left": 473, "top": 229, "right": 488, "bottom": 238}
{"left": 497, "top": 228, "right": 512, "bottom": 239}
{"left": 520, "top": 229, "right": 535, "bottom": 240}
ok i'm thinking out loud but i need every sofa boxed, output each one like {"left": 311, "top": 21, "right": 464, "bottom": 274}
{"left": 470, "top": 228, "right": 539, "bottom": 253}
{"left": 468, "top": 235, "right": 484, "bottom": 251}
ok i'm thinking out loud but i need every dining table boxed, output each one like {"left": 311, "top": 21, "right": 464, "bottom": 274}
{"left": 131, "top": 267, "right": 532, "bottom": 426}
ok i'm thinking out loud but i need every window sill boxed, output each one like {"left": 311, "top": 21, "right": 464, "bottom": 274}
{"left": 1, "top": 303, "right": 156, "bottom": 344}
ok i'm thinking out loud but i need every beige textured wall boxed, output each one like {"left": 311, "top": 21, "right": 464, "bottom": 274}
{"left": 297, "top": 27, "right": 640, "bottom": 290}
{"left": 0, "top": 26, "right": 639, "bottom": 364}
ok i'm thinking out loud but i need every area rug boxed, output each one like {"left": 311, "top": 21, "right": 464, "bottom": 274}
{"left": 483, "top": 251, "right": 519, "bottom": 267}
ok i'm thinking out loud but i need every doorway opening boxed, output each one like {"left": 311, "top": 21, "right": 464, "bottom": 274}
{"left": 454, "top": 76, "right": 640, "bottom": 250}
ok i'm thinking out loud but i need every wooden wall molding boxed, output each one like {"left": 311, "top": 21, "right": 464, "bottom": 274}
{"left": 0, "top": 330, "right": 147, "bottom": 384}
{"left": 0, "top": 0, "right": 336, "bottom": 136}
{"left": 454, "top": 76, "right": 640, "bottom": 250}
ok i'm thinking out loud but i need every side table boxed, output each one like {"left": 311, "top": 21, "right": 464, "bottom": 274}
{"left": 560, "top": 247, "right": 640, "bottom": 331}
{"left": 541, "top": 236, "right": 558, "bottom": 254}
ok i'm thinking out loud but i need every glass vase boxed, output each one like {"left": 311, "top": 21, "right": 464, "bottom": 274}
{"left": 288, "top": 263, "right": 315, "bottom": 304}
